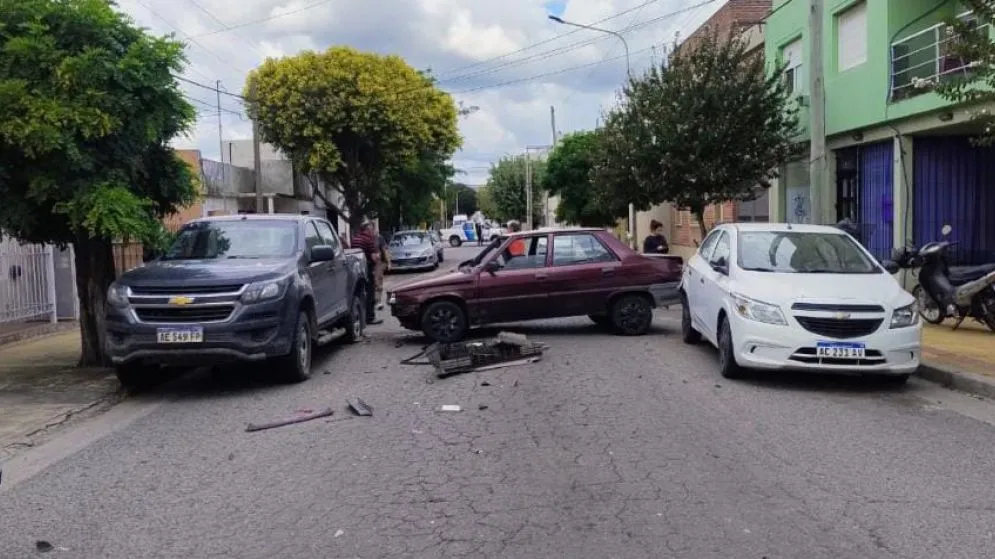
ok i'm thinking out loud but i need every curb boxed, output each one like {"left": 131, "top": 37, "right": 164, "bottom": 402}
{"left": 0, "top": 321, "right": 77, "bottom": 348}
{"left": 917, "top": 361, "right": 995, "bottom": 401}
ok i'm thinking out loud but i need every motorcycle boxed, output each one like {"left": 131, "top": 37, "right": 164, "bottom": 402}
{"left": 892, "top": 225, "right": 995, "bottom": 332}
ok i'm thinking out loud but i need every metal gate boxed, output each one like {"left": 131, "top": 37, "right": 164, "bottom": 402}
{"left": 0, "top": 235, "right": 58, "bottom": 325}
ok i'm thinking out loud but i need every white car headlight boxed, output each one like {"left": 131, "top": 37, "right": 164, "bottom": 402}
{"left": 730, "top": 292, "right": 787, "bottom": 325}
{"left": 241, "top": 277, "right": 289, "bottom": 304}
{"left": 107, "top": 283, "right": 129, "bottom": 307}
{"left": 890, "top": 302, "right": 919, "bottom": 328}
{"left": 421, "top": 247, "right": 435, "bottom": 257}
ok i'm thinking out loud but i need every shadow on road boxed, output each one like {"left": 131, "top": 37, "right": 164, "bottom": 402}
{"left": 390, "top": 321, "right": 678, "bottom": 346}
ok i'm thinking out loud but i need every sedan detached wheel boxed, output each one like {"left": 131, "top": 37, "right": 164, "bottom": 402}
{"left": 717, "top": 317, "right": 745, "bottom": 379}
{"left": 610, "top": 295, "right": 653, "bottom": 336}
{"left": 421, "top": 300, "right": 468, "bottom": 343}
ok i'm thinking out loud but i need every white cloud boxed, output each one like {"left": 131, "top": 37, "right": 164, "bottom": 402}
{"left": 117, "top": 0, "right": 725, "bottom": 186}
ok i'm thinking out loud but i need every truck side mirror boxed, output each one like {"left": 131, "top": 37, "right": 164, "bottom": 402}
{"left": 310, "top": 245, "right": 336, "bottom": 262}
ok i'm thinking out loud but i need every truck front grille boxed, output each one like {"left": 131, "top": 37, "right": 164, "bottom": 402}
{"left": 135, "top": 305, "right": 234, "bottom": 323}
{"left": 130, "top": 284, "right": 244, "bottom": 295}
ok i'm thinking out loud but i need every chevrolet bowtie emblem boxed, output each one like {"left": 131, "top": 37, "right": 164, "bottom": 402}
{"left": 168, "top": 296, "right": 194, "bottom": 305}
{"left": 834, "top": 311, "right": 850, "bottom": 320}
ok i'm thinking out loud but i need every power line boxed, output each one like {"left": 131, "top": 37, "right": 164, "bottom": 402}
{"left": 185, "top": 95, "right": 244, "bottom": 117}
{"left": 183, "top": 0, "right": 266, "bottom": 58}
{"left": 188, "top": 0, "right": 335, "bottom": 39}
{"left": 133, "top": 0, "right": 250, "bottom": 76}
{"left": 174, "top": 74, "right": 247, "bottom": 100}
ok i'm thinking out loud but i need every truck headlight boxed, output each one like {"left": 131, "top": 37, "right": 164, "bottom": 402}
{"left": 730, "top": 292, "right": 786, "bottom": 325}
{"left": 107, "top": 283, "right": 129, "bottom": 307}
{"left": 890, "top": 302, "right": 919, "bottom": 328}
{"left": 242, "top": 277, "right": 289, "bottom": 304}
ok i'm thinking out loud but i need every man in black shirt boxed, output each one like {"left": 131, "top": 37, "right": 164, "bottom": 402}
{"left": 642, "top": 219, "right": 669, "bottom": 254}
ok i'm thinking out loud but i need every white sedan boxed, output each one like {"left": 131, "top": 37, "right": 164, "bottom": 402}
{"left": 679, "top": 222, "right": 921, "bottom": 383}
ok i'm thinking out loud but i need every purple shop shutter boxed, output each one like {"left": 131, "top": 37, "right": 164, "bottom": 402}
{"left": 859, "top": 141, "right": 894, "bottom": 260}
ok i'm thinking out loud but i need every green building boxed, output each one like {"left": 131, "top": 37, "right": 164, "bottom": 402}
{"left": 765, "top": 0, "right": 995, "bottom": 266}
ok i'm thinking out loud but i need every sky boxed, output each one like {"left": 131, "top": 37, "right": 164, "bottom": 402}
{"left": 117, "top": 0, "right": 725, "bottom": 186}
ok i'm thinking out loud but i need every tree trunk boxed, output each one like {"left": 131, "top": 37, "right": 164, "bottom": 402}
{"left": 74, "top": 234, "right": 116, "bottom": 367}
{"left": 695, "top": 209, "right": 708, "bottom": 240}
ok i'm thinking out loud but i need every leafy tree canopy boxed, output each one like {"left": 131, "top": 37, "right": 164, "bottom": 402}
{"left": 244, "top": 46, "right": 462, "bottom": 228}
{"left": 446, "top": 183, "right": 478, "bottom": 218}
{"left": 486, "top": 155, "right": 545, "bottom": 225}
{"left": 476, "top": 184, "right": 498, "bottom": 220}
{"left": 378, "top": 150, "right": 454, "bottom": 232}
{"left": 543, "top": 130, "right": 624, "bottom": 227}
{"left": 594, "top": 30, "right": 801, "bottom": 236}
{"left": 936, "top": 0, "right": 995, "bottom": 145}
{"left": 0, "top": 0, "right": 198, "bottom": 366}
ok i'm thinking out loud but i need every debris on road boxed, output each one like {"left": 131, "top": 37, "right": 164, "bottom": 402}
{"left": 36, "top": 541, "right": 53, "bottom": 553}
{"left": 245, "top": 408, "right": 335, "bottom": 432}
{"left": 478, "top": 404, "right": 489, "bottom": 411}
{"left": 402, "top": 331, "right": 545, "bottom": 378}
{"left": 347, "top": 398, "right": 374, "bottom": 417}
{"left": 481, "top": 381, "right": 492, "bottom": 387}
{"left": 438, "top": 405, "right": 462, "bottom": 412}
{"left": 334, "top": 529, "right": 344, "bottom": 538}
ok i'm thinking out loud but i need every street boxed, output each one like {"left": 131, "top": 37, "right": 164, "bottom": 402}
{"left": 2, "top": 245, "right": 995, "bottom": 559}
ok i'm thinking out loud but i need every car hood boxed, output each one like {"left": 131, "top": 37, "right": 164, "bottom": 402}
{"left": 734, "top": 270, "right": 913, "bottom": 309}
{"left": 389, "top": 244, "right": 433, "bottom": 256}
{"left": 119, "top": 257, "right": 297, "bottom": 286}
{"left": 392, "top": 269, "right": 472, "bottom": 293}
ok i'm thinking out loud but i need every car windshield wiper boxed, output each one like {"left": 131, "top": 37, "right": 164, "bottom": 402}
{"left": 742, "top": 266, "right": 778, "bottom": 272}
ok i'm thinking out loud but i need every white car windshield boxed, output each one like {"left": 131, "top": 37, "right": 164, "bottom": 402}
{"left": 391, "top": 232, "right": 429, "bottom": 246}
{"left": 737, "top": 231, "right": 880, "bottom": 274}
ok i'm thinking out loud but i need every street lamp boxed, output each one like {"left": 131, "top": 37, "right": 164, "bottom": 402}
{"left": 548, "top": 14, "right": 637, "bottom": 248}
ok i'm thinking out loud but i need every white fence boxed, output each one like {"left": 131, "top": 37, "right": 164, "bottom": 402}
{"left": 0, "top": 236, "right": 59, "bottom": 325}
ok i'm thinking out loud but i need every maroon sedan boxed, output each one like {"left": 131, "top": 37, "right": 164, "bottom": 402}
{"left": 387, "top": 228, "right": 683, "bottom": 342}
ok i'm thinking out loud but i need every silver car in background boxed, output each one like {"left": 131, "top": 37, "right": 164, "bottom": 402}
{"left": 387, "top": 230, "right": 443, "bottom": 272}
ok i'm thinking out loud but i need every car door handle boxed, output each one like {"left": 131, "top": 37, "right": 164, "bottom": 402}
{"left": 601, "top": 268, "right": 615, "bottom": 276}
{"left": 699, "top": 277, "right": 705, "bottom": 283}
{"left": 534, "top": 273, "right": 547, "bottom": 281}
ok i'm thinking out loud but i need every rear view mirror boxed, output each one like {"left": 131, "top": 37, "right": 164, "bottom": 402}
{"left": 710, "top": 256, "right": 729, "bottom": 275}
{"left": 310, "top": 245, "right": 336, "bottom": 262}
{"left": 881, "top": 260, "right": 900, "bottom": 275}
{"left": 484, "top": 260, "right": 501, "bottom": 274}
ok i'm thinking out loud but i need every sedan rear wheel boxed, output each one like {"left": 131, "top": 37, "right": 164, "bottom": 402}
{"left": 421, "top": 300, "right": 468, "bottom": 343}
{"left": 610, "top": 294, "right": 653, "bottom": 336}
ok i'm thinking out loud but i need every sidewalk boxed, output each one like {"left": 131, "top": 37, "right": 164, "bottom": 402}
{"left": 0, "top": 329, "right": 121, "bottom": 461}
{"left": 920, "top": 320, "right": 995, "bottom": 400}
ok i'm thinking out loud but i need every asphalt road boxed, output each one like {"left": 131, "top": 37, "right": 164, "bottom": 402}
{"left": 3, "top": 244, "right": 995, "bottom": 558}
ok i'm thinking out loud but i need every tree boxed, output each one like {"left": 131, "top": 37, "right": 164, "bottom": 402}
{"left": 935, "top": 0, "right": 995, "bottom": 145}
{"left": 244, "top": 47, "right": 462, "bottom": 230}
{"left": 377, "top": 151, "right": 453, "bottom": 232}
{"left": 476, "top": 185, "right": 499, "bottom": 220}
{"left": 543, "top": 131, "right": 625, "bottom": 227}
{"left": 594, "top": 30, "right": 801, "bottom": 238}
{"left": 0, "top": 0, "right": 198, "bottom": 366}
{"left": 486, "top": 155, "right": 545, "bottom": 225}
{"left": 446, "top": 183, "right": 478, "bottom": 218}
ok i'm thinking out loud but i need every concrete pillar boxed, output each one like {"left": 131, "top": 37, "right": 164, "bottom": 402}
{"left": 768, "top": 172, "right": 782, "bottom": 222}
{"left": 892, "top": 134, "right": 914, "bottom": 250}
{"left": 266, "top": 196, "right": 275, "bottom": 214}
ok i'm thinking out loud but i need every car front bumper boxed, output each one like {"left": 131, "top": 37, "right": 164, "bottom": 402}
{"left": 728, "top": 312, "right": 921, "bottom": 375}
{"left": 390, "top": 255, "right": 437, "bottom": 271}
{"left": 104, "top": 296, "right": 297, "bottom": 366}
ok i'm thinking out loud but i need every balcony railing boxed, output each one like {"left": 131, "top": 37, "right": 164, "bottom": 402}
{"left": 890, "top": 11, "right": 991, "bottom": 102}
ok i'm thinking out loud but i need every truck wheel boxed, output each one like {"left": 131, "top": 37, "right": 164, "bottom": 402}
{"left": 277, "top": 310, "right": 312, "bottom": 383}
{"left": 342, "top": 293, "right": 365, "bottom": 343}
{"left": 449, "top": 236, "right": 462, "bottom": 248}
{"left": 421, "top": 300, "right": 468, "bottom": 343}
{"left": 610, "top": 294, "right": 653, "bottom": 336}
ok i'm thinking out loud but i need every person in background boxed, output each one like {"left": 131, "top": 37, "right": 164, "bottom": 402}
{"left": 507, "top": 220, "right": 522, "bottom": 233}
{"left": 643, "top": 220, "right": 669, "bottom": 255}
{"left": 375, "top": 227, "right": 390, "bottom": 310}
{"left": 506, "top": 219, "right": 526, "bottom": 258}
{"left": 350, "top": 220, "right": 382, "bottom": 325}
{"left": 474, "top": 221, "right": 483, "bottom": 246}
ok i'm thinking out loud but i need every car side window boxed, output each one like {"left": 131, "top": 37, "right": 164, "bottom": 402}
{"left": 304, "top": 222, "right": 323, "bottom": 253}
{"left": 698, "top": 230, "right": 723, "bottom": 261}
{"left": 710, "top": 232, "right": 731, "bottom": 265}
{"left": 551, "top": 233, "right": 615, "bottom": 266}
{"left": 313, "top": 220, "right": 340, "bottom": 253}
{"left": 497, "top": 236, "right": 548, "bottom": 270}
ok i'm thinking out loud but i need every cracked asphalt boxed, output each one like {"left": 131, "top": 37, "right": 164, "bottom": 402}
{"left": 3, "top": 245, "right": 995, "bottom": 558}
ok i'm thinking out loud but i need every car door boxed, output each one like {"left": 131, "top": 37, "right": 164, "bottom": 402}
{"left": 474, "top": 234, "right": 553, "bottom": 323}
{"left": 313, "top": 219, "right": 350, "bottom": 321}
{"left": 304, "top": 221, "right": 336, "bottom": 323}
{"left": 544, "top": 232, "right": 620, "bottom": 317}
{"left": 685, "top": 229, "right": 723, "bottom": 329}
{"left": 699, "top": 230, "right": 733, "bottom": 339}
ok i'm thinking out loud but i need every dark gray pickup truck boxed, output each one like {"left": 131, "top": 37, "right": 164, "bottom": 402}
{"left": 103, "top": 214, "right": 368, "bottom": 387}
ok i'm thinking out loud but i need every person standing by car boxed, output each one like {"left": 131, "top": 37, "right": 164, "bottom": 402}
{"left": 643, "top": 220, "right": 669, "bottom": 254}
{"left": 351, "top": 220, "right": 383, "bottom": 325}
{"left": 375, "top": 227, "right": 390, "bottom": 310}
{"left": 474, "top": 221, "right": 483, "bottom": 246}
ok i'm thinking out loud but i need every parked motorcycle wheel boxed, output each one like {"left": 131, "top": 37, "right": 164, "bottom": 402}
{"left": 913, "top": 285, "right": 944, "bottom": 324}
{"left": 979, "top": 289, "right": 995, "bottom": 332}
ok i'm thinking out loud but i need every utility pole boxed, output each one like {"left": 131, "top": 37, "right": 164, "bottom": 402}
{"left": 249, "top": 82, "right": 264, "bottom": 214}
{"left": 547, "top": 106, "right": 557, "bottom": 227}
{"left": 216, "top": 80, "right": 224, "bottom": 182}
{"left": 808, "top": 0, "right": 826, "bottom": 224}
{"left": 525, "top": 151, "right": 532, "bottom": 231}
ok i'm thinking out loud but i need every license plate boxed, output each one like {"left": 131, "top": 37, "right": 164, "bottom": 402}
{"left": 816, "top": 342, "right": 865, "bottom": 359}
{"left": 156, "top": 327, "right": 203, "bottom": 344}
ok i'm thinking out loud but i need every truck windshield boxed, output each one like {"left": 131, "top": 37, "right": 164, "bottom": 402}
{"left": 163, "top": 220, "right": 298, "bottom": 260}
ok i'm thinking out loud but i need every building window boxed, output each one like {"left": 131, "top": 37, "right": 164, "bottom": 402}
{"left": 836, "top": 1, "right": 867, "bottom": 71}
{"left": 781, "top": 38, "right": 803, "bottom": 95}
